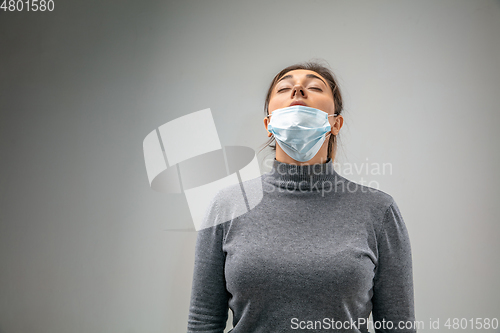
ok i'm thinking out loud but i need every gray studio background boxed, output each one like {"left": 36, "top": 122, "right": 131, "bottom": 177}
{"left": 1, "top": 0, "right": 499, "bottom": 332}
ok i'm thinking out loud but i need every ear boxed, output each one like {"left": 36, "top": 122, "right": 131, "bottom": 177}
{"left": 264, "top": 116, "right": 272, "bottom": 137}
{"left": 330, "top": 115, "right": 344, "bottom": 136}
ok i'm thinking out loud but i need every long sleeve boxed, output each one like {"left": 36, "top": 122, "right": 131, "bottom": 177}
{"left": 371, "top": 200, "right": 416, "bottom": 333}
{"left": 187, "top": 197, "right": 230, "bottom": 333}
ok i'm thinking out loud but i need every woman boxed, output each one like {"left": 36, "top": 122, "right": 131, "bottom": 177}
{"left": 187, "top": 62, "right": 416, "bottom": 333}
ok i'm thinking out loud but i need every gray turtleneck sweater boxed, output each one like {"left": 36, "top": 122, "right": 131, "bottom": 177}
{"left": 187, "top": 158, "right": 416, "bottom": 333}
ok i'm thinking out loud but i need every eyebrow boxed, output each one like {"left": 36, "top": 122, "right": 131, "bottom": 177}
{"left": 277, "top": 73, "right": 328, "bottom": 87}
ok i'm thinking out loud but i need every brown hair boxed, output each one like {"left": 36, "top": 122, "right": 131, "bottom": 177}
{"left": 258, "top": 60, "right": 344, "bottom": 160}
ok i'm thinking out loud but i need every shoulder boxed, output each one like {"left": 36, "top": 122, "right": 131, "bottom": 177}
{"left": 337, "top": 177, "right": 408, "bottom": 238}
{"left": 198, "top": 174, "right": 265, "bottom": 230}
{"left": 335, "top": 174, "right": 395, "bottom": 213}
{"left": 333, "top": 174, "right": 405, "bottom": 239}
{"left": 213, "top": 173, "right": 264, "bottom": 207}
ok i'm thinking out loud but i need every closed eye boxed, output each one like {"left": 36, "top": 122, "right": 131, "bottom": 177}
{"left": 277, "top": 87, "right": 322, "bottom": 93}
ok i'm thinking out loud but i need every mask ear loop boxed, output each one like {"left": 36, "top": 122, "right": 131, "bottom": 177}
{"left": 327, "top": 113, "right": 339, "bottom": 137}
{"left": 266, "top": 114, "right": 274, "bottom": 139}
{"left": 326, "top": 113, "right": 339, "bottom": 146}
{"left": 325, "top": 119, "right": 335, "bottom": 161}
{"left": 327, "top": 113, "right": 339, "bottom": 138}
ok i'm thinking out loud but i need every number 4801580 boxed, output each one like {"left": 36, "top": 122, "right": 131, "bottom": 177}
{"left": 444, "top": 318, "right": 499, "bottom": 330}
{"left": 0, "top": 0, "right": 55, "bottom": 11}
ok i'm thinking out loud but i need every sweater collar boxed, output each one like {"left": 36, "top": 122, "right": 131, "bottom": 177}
{"left": 264, "top": 157, "right": 343, "bottom": 191}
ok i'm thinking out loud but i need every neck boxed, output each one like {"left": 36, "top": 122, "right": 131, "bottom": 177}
{"left": 264, "top": 157, "right": 343, "bottom": 192}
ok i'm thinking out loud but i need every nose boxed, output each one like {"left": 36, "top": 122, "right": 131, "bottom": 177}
{"left": 292, "top": 84, "right": 306, "bottom": 98}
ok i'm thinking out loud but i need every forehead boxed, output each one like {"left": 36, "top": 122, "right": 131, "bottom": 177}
{"left": 284, "top": 69, "right": 318, "bottom": 77}
{"left": 278, "top": 69, "right": 327, "bottom": 82}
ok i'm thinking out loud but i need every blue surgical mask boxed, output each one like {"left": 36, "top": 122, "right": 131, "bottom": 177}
{"left": 267, "top": 105, "right": 337, "bottom": 162}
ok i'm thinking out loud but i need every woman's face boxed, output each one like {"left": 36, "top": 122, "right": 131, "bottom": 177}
{"left": 267, "top": 69, "right": 336, "bottom": 115}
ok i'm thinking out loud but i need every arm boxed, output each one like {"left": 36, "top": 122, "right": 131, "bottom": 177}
{"left": 371, "top": 200, "right": 417, "bottom": 333}
{"left": 187, "top": 199, "right": 230, "bottom": 333}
